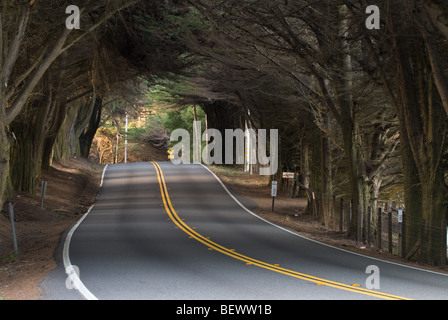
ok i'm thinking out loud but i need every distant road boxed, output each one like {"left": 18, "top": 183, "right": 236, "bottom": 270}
{"left": 41, "top": 162, "right": 448, "bottom": 300}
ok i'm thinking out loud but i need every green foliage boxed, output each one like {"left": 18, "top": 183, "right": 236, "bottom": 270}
{"left": 126, "top": 127, "right": 147, "bottom": 141}
{"left": 146, "top": 75, "right": 198, "bottom": 110}
{"left": 1, "top": 251, "right": 18, "bottom": 263}
{"left": 162, "top": 106, "right": 205, "bottom": 134}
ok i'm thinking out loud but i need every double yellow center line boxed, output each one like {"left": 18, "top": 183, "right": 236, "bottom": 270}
{"left": 151, "top": 161, "right": 410, "bottom": 300}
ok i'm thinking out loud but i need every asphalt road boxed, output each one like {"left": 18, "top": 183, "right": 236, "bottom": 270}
{"left": 41, "top": 162, "right": 448, "bottom": 300}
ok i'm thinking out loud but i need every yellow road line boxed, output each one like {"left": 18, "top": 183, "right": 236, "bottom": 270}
{"left": 151, "top": 161, "right": 411, "bottom": 300}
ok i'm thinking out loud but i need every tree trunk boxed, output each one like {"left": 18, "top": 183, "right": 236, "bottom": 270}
{"left": 299, "top": 142, "right": 310, "bottom": 194}
{"left": 337, "top": 4, "right": 369, "bottom": 239}
{"left": 0, "top": 118, "right": 11, "bottom": 209}
{"left": 320, "top": 113, "right": 331, "bottom": 228}
{"left": 41, "top": 99, "right": 68, "bottom": 171}
{"left": 9, "top": 70, "right": 53, "bottom": 193}
{"left": 338, "top": 51, "right": 369, "bottom": 239}
{"left": 41, "top": 53, "right": 68, "bottom": 171}
{"left": 9, "top": 99, "right": 50, "bottom": 193}
{"left": 79, "top": 96, "right": 102, "bottom": 158}
{"left": 343, "top": 124, "right": 369, "bottom": 239}
{"left": 391, "top": 1, "right": 448, "bottom": 264}
{"left": 398, "top": 99, "right": 423, "bottom": 260}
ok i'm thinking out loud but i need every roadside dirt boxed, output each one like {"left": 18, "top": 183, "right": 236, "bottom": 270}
{"left": 0, "top": 158, "right": 102, "bottom": 300}
{"left": 1, "top": 161, "right": 446, "bottom": 300}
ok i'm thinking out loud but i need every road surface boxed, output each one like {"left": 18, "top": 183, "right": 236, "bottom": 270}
{"left": 41, "top": 162, "right": 448, "bottom": 300}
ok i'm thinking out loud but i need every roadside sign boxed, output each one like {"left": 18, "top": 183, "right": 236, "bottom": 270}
{"left": 271, "top": 180, "right": 278, "bottom": 212}
{"left": 168, "top": 148, "right": 174, "bottom": 160}
{"left": 282, "top": 172, "right": 294, "bottom": 179}
{"left": 398, "top": 208, "right": 403, "bottom": 223}
{"left": 271, "top": 181, "right": 278, "bottom": 197}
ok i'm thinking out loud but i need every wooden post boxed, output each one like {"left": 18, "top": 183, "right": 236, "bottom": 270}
{"left": 387, "top": 207, "right": 393, "bottom": 254}
{"left": 377, "top": 208, "right": 382, "bottom": 250}
{"left": 332, "top": 195, "right": 336, "bottom": 229}
{"left": 346, "top": 201, "right": 351, "bottom": 234}
{"left": 271, "top": 181, "right": 277, "bottom": 213}
{"left": 339, "top": 198, "right": 344, "bottom": 233}
{"left": 41, "top": 180, "right": 48, "bottom": 209}
{"left": 400, "top": 211, "right": 406, "bottom": 258}
{"left": 367, "top": 206, "right": 371, "bottom": 246}
{"left": 8, "top": 203, "right": 19, "bottom": 254}
{"left": 357, "top": 204, "right": 362, "bottom": 243}
{"left": 420, "top": 219, "right": 426, "bottom": 264}
{"left": 441, "top": 219, "right": 447, "bottom": 266}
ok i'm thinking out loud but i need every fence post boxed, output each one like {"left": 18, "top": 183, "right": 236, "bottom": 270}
{"left": 357, "top": 204, "right": 362, "bottom": 243}
{"left": 401, "top": 212, "right": 406, "bottom": 259}
{"left": 41, "top": 180, "right": 48, "bottom": 209}
{"left": 339, "top": 198, "right": 344, "bottom": 233}
{"left": 377, "top": 207, "right": 382, "bottom": 250}
{"left": 346, "top": 201, "right": 351, "bottom": 234}
{"left": 441, "top": 219, "right": 447, "bottom": 266}
{"left": 8, "top": 203, "right": 19, "bottom": 254}
{"left": 367, "top": 206, "right": 371, "bottom": 246}
{"left": 420, "top": 219, "right": 426, "bottom": 264}
{"left": 387, "top": 203, "right": 392, "bottom": 254}
{"left": 332, "top": 195, "right": 336, "bottom": 230}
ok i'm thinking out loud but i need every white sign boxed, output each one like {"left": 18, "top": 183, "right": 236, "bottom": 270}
{"left": 271, "top": 181, "right": 278, "bottom": 197}
{"left": 398, "top": 208, "right": 403, "bottom": 223}
{"left": 282, "top": 172, "right": 295, "bottom": 179}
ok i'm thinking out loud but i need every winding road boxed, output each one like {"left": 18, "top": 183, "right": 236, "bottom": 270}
{"left": 41, "top": 162, "right": 448, "bottom": 300}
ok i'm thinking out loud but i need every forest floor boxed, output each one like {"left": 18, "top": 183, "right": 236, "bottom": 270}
{"left": 0, "top": 156, "right": 447, "bottom": 300}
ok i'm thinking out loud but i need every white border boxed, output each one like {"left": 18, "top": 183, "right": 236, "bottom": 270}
{"left": 200, "top": 164, "right": 448, "bottom": 277}
{"left": 62, "top": 164, "right": 108, "bottom": 300}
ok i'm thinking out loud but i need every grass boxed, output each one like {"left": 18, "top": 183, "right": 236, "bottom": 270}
{"left": 1, "top": 251, "right": 19, "bottom": 263}
{"left": 207, "top": 164, "right": 247, "bottom": 176}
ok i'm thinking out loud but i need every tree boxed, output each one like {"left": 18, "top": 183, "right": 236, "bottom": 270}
{"left": 0, "top": 0, "right": 202, "bottom": 207}
{"left": 0, "top": 0, "right": 142, "bottom": 205}
{"left": 187, "top": 0, "right": 403, "bottom": 238}
{"left": 355, "top": 0, "right": 448, "bottom": 264}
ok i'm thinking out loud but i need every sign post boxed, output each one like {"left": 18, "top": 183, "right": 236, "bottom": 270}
{"left": 398, "top": 208, "right": 403, "bottom": 223}
{"left": 8, "top": 203, "right": 18, "bottom": 254}
{"left": 398, "top": 207, "right": 404, "bottom": 258}
{"left": 271, "top": 181, "right": 278, "bottom": 212}
{"left": 41, "top": 180, "right": 48, "bottom": 209}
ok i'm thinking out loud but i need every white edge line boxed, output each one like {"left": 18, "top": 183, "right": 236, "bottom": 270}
{"left": 62, "top": 164, "right": 109, "bottom": 300}
{"left": 200, "top": 164, "right": 448, "bottom": 277}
